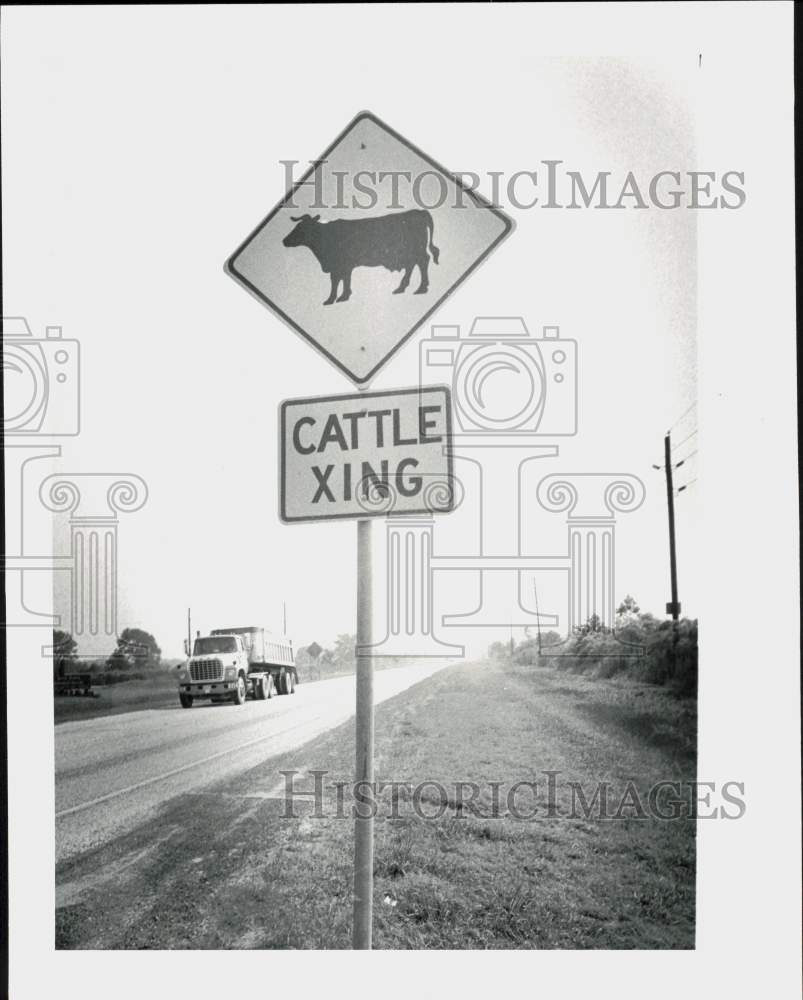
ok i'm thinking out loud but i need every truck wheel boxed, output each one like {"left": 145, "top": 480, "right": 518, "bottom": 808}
{"left": 280, "top": 670, "right": 290, "bottom": 695}
{"left": 265, "top": 675, "right": 274, "bottom": 699}
{"left": 233, "top": 675, "right": 246, "bottom": 705}
{"left": 179, "top": 693, "right": 193, "bottom": 709}
{"left": 258, "top": 676, "right": 270, "bottom": 700}
{"left": 288, "top": 672, "right": 295, "bottom": 694}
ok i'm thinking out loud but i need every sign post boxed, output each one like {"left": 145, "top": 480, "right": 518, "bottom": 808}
{"left": 354, "top": 378, "right": 375, "bottom": 951}
{"left": 226, "top": 111, "right": 513, "bottom": 948}
{"left": 353, "top": 515, "right": 374, "bottom": 949}
{"left": 280, "top": 383, "right": 454, "bottom": 947}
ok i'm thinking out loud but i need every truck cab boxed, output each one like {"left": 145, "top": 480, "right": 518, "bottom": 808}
{"left": 177, "top": 633, "right": 250, "bottom": 707}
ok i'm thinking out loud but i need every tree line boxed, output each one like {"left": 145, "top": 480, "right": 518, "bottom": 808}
{"left": 295, "top": 634, "right": 357, "bottom": 680}
{"left": 488, "top": 595, "right": 698, "bottom": 696}
{"left": 52, "top": 628, "right": 381, "bottom": 687}
{"left": 294, "top": 634, "right": 413, "bottom": 679}
{"left": 53, "top": 628, "right": 163, "bottom": 685}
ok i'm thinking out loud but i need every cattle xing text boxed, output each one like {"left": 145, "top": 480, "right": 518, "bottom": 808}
{"left": 279, "top": 386, "right": 453, "bottom": 523}
{"left": 292, "top": 402, "right": 443, "bottom": 503}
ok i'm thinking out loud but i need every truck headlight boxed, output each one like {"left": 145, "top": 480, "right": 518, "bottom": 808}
{"left": 178, "top": 670, "right": 189, "bottom": 682}
{"left": 225, "top": 667, "right": 237, "bottom": 680}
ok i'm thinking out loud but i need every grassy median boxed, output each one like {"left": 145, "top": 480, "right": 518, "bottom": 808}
{"left": 56, "top": 658, "right": 696, "bottom": 949}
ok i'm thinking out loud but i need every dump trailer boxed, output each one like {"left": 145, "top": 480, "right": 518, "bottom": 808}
{"left": 177, "top": 626, "right": 297, "bottom": 708}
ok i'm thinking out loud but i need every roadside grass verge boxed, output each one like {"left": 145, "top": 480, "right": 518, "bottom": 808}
{"left": 508, "top": 661, "right": 698, "bottom": 765}
{"left": 54, "top": 672, "right": 179, "bottom": 724}
{"left": 56, "top": 659, "right": 696, "bottom": 949}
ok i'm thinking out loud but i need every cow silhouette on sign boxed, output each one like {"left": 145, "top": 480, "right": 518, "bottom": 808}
{"left": 282, "top": 208, "right": 440, "bottom": 305}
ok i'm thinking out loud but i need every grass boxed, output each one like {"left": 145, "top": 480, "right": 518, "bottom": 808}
{"left": 56, "top": 659, "right": 696, "bottom": 949}
{"left": 54, "top": 671, "right": 180, "bottom": 724}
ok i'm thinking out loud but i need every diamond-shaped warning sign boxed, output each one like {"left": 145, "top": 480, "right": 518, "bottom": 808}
{"left": 225, "top": 111, "right": 513, "bottom": 386}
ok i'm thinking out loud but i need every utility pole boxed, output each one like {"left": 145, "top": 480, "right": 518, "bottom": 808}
{"left": 187, "top": 608, "right": 192, "bottom": 658}
{"left": 533, "top": 580, "right": 543, "bottom": 661}
{"left": 664, "top": 434, "right": 681, "bottom": 621}
{"left": 282, "top": 601, "right": 287, "bottom": 635}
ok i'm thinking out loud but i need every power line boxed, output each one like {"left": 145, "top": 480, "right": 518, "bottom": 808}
{"left": 654, "top": 441, "right": 698, "bottom": 471}
{"left": 667, "top": 401, "right": 697, "bottom": 434}
{"left": 671, "top": 428, "right": 697, "bottom": 452}
{"left": 674, "top": 449, "right": 697, "bottom": 468}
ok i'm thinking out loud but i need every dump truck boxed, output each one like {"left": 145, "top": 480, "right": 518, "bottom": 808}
{"left": 177, "top": 626, "right": 297, "bottom": 708}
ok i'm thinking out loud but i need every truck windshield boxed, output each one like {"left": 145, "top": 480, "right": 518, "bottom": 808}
{"left": 193, "top": 637, "right": 237, "bottom": 655}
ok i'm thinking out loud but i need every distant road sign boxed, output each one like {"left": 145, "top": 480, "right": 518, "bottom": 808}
{"left": 280, "top": 386, "right": 453, "bottom": 523}
{"left": 305, "top": 641, "right": 323, "bottom": 659}
{"left": 226, "top": 111, "right": 513, "bottom": 386}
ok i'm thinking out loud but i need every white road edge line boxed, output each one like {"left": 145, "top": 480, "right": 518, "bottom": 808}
{"left": 56, "top": 663, "right": 452, "bottom": 820}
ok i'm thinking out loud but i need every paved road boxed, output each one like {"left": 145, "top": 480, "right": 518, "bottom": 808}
{"left": 55, "top": 661, "right": 453, "bottom": 865}
{"left": 55, "top": 662, "right": 698, "bottom": 949}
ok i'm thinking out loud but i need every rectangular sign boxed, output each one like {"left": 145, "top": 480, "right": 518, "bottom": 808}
{"left": 280, "top": 386, "right": 454, "bottom": 523}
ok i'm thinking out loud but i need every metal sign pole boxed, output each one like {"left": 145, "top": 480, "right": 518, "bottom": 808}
{"left": 353, "top": 516, "right": 374, "bottom": 949}
{"left": 231, "top": 109, "right": 509, "bottom": 953}
{"left": 277, "top": 383, "right": 453, "bottom": 950}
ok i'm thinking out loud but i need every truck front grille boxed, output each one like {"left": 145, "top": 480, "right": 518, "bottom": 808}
{"left": 190, "top": 659, "right": 223, "bottom": 682}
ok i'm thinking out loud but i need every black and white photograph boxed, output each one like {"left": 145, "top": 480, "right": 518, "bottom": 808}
{"left": 1, "top": 3, "right": 799, "bottom": 998}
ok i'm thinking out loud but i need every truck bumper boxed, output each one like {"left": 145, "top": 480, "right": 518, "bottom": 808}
{"left": 180, "top": 682, "right": 235, "bottom": 697}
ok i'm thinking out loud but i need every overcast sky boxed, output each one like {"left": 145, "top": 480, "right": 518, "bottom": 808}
{"left": 3, "top": 9, "right": 699, "bottom": 658}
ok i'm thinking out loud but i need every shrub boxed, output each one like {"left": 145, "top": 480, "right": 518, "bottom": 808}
{"left": 101, "top": 669, "right": 153, "bottom": 685}
{"left": 503, "top": 610, "right": 698, "bottom": 696}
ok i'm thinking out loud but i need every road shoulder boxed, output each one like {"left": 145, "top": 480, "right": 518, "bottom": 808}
{"left": 56, "top": 660, "right": 696, "bottom": 949}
